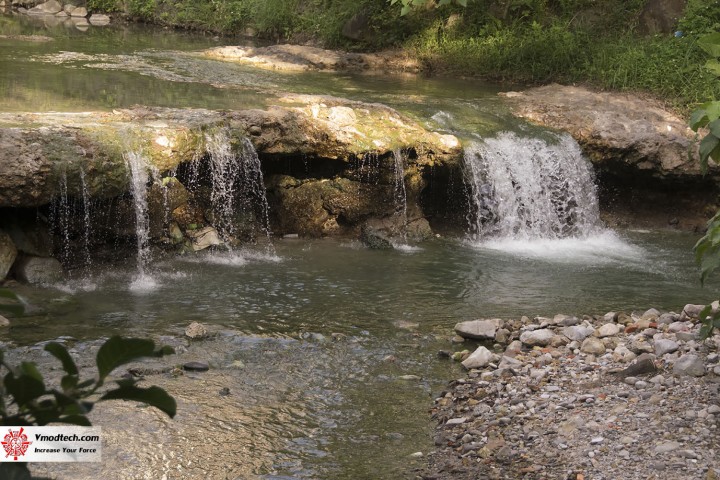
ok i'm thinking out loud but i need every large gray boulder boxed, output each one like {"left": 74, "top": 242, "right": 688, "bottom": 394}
{"left": 519, "top": 328, "right": 555, "bottom": 347}
{"left": 13, "top": 255, "right": 62, "bottom": 284}
{"left": 462, "top": 346, "right": 499, "bottom": 369}
{"left": 454, "top": 319, "right": 499, "bottom": 341}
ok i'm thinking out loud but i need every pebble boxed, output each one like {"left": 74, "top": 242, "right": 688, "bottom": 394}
{"left": 182, "top": 361, "right": 209, "bottom": 372}
{"left": 423, "top": 305, "right": 720, "bottom": 480}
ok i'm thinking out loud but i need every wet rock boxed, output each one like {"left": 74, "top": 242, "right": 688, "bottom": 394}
{"left": 188, "top": 226, "right": 223, "bottom": 251}
{"left": 454, "top": 319, "right": 499, "bottom": 340}
{"left": 519, "top": 328, "right": 554, "bottom": 347}
{"left": 359, "top": 225, "right": 393, "bottom": 249}
{"left": 673, "top": 354, "right": 706, "bottom": 377}
{"left": 182, "top": 361, "right": 209, "bottom": 372}
{"left": 185, "top": 322, "right": 208, "bottom": 339}
{"left": 581, "top": 337, "right": 606, "bottom": 355}
{"left": 462, "top": 346, "right": 499, "bottom": 369}
{"left": 0, "top": 230, "right": 17, "bottom": 280}
{"left": 13, "top": 255, "right": 62, "bottom": 284}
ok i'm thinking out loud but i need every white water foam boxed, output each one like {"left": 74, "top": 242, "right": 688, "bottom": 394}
{"left": 129, "top": 273, "right": 161, "bottom": 293}
{"left": 472, "top": 230, "right": 645, "bottom": 265}
{"left": 393, "top": 243, "right": 423, "bottom": 253}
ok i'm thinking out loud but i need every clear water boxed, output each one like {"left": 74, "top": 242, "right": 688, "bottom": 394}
{"left": 1, "top": 13, "right": 716, "bottom": 480}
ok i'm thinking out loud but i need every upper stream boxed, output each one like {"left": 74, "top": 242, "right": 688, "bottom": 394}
{"left": 1, "top": 13, "right": 718, "bottom": 480}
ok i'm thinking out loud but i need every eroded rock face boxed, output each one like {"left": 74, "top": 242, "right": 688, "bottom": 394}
{"left": 0, "top": 100, "right": 460, "bottom": 248}
{"left": 204, "top": 44, "right": 420, "bottom": 74}
{"left": 501, "top": 84, "right": 716, "bottom": 230}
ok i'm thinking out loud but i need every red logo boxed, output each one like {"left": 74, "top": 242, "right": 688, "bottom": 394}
{"left": 2, "top": 428, "right": 32, "bottom": 461}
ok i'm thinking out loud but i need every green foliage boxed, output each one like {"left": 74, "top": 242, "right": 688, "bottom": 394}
{"left": 0, "top": 336, "right": 176, "bottom": 426}
{"left": 0, "top": 336, "right": 176, "bottom": 477}
{"left": 86, "top": 0, "right": 122, "bottom": 13}
{"left": 691, "top": 32, "right": 720, "bottom": 339}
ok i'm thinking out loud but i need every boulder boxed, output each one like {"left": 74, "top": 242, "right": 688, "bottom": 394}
{"left": 28, "top": 0, "right": 61, "bottom": 14}
{"left": 0, "top": 231, "right": 17, "bottom": 280}
{"left": 462, "top": 346, "right": 499, "bottom": 369}
{"left": 679, "top": 304, "right": 707, "bottom": 322}
{"left": 454, "top": 319, "right": 499, "bottom": 341}
{"left": 70, "top": 6, "right": 87, "bottom": 17}
{"left": 88, "top": 13, "right": 110, "bottom": 25}
{"left": 13, "top": 255, "right": 62, "bottom": 284}
{"left": 188, "top": 227, "right": 223, "bottom": 251}
{"left": 519, "top": 328, "right": 554, "bottom": 347}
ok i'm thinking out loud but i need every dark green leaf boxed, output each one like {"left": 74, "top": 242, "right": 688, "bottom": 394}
{"left": 400, "top": 4, "right": 410, "bottom": 15}
{"left": 96, "top": 337, "right": 173, "bottom": 381}
{"left": 99, "top": 385, "right": 177, "bottom": 418}
{"left": 44, "top": 343, "right": 78, "bottom": 376}
{"left": 61, "top": 375, "right": 78, "bottom": 393}
{"left": 699, "top": 134, "right": 720, "bottom": 173}
{"left": 457, "top": 0, "right": 468, "bottom": 6}
{"left": 699, "top": 33, "right": 720, "bottom": 58}
{"left": 690, "top": 109, "right": 709, "bottom": 131}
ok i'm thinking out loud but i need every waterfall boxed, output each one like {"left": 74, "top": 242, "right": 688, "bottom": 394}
{"left": 464, "top": 132, "right": 602, "bottom": 241}
{"left": 124, "top": 150, "right": 157, "bottom": 287}
{"left": 79, "top": 167, "right": 92, "bottom": 269}
{"left": 392, "top": 149, "right": 409, "bottom": 240}
{"left": 203, "top": 131, "right": 273, "bottom": 249}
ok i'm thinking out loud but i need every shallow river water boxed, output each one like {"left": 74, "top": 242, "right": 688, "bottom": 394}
{"left": 1, "top": 12, "right": 718, "bottom": 480}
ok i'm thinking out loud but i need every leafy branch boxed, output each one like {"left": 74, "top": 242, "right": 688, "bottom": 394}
{"left": 691, "top": 32, "right": 720, "bottom": 338}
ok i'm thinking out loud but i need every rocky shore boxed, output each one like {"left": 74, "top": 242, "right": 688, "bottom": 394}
{"left": 419, "top": 305, "right": 720, "bottom": 480}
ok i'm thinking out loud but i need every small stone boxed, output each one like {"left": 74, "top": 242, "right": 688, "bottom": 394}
{"left": 563, "top": 325, "right": 594, "bottom": 342}
{"left": 624, "top": 376, "right": 639, "bottom": 385}
{"left": 185, "top": 321, "right": 208, "bottom": 339}
{"left": 581, "top": 337, "right": 606, "bottom": 355}
{"left": 679, "top": 303, "right": 706, "bottom": 322}
{"left": 445, "top": 417, "right": 467, "bottom": 426}
{"left": 409, "top": 451, "right": 423, "bottom": 458}
{"left": 0, "top": 315, "right": 9, "bottom": 327}
{"left": 218, "top": 387, "right": 231, "bottom": 396}
{"left": 708, "top": 405, "right": 720, "bottom": 415}
{"left": 462, "top": 346, "right": 500, "bottom": 369}
{"left": 654, "top": 339, "right": 679, "bottom": 356}
{"left": 590, "top": 437, "right": 604, "bottom": 445}
{"left": 183, "top": 361, "right": 209, "bottom": 372}
{"left": 654, "top": 441, "right": 681, "bottom": 453}
{"left": 498, "top": 355, "right": 523, "bottom": 370}
{"left": 634, "top": 380, "right": 648, "bottom": 389}
{"left": 604, "top": 311, "right": 617, "bottom": 322}
{"left": 673, "top": 354, "right": 706, "bottom": 377}
{"left": 596, "top": 323, "right": 621, "bottom": 338}
{"left": 519, "top": 328, "right": 555, "bottom": 347}
{"left": 617, "top": 353, "right": 657, "bottom": 377}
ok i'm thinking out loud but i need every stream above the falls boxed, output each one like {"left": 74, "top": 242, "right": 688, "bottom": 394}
{"left": 2, "top": 13, "right": 719, "bottom": 480}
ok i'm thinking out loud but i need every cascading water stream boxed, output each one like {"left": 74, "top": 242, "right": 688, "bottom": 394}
{"left": 392, "top": 149, "right": 409, "bottom": 241}
{"left": 124, "top": 150, "right": 158, "bottom": 290}
{"left": 203, "top": 131, "right": 274, "bottom": 254}
{"left": 464, "top": 131, "right": 642, "bottom": 263}
{"left": 79, "top": 167, "right": 93, "bottom": 269}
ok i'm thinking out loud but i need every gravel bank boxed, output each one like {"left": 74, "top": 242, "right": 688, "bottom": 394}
{"left": 419, "top": 306, "right": 720, "bottom": 480}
